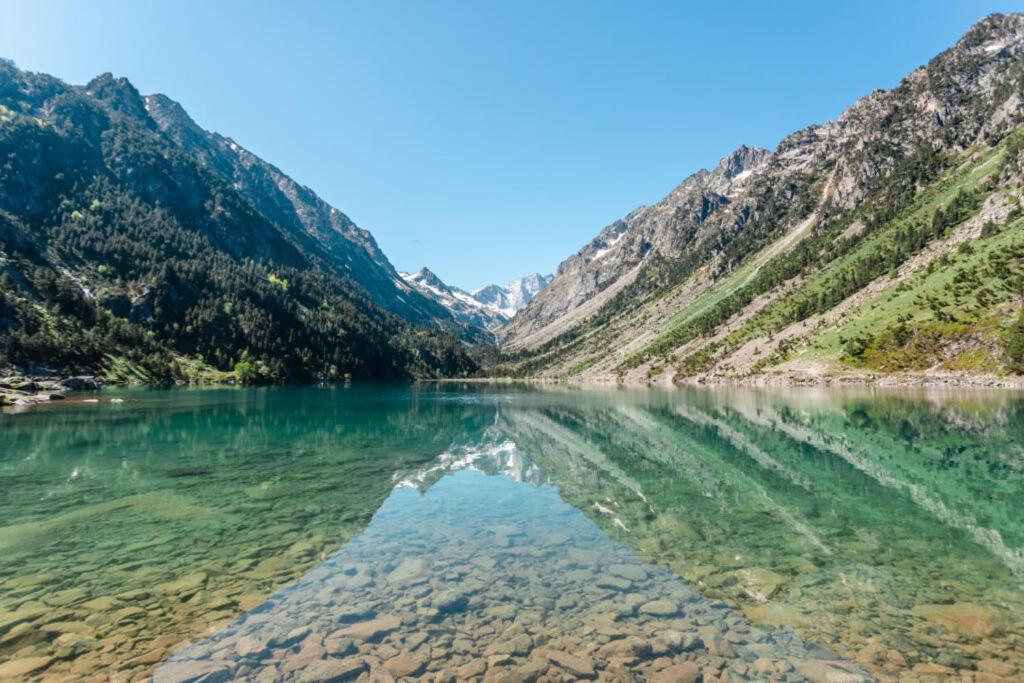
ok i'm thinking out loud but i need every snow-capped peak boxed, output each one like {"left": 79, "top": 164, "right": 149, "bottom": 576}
{"left": 401, "top": 268, "right": 554, "bottom": 332}
{"left": 472, "top": 273, "right": 553, "bottom": 318}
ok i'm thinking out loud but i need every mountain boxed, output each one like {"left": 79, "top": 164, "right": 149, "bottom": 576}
{"left": 474, "top": 273, "right": 553, "bottom": 319}
{"left": 142, "top": 92, "right": 452, "bottom": 328}
{"left": 497, "top": 14, "right": 1024, "bottom": 384}
{"left": 400, "top": 268, "right": 552, "bottom": 333}
{"left": 399, "top": 268, "right": 504, "bottom": 336}
{"left": 0, "top": 60, "right": 476, "bottom": 382}
{"left": 499, "top": 146, "right": 770, "bottom": 347}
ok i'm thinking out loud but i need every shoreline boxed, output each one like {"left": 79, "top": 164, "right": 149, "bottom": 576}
{"left": 5, "top": 368, "right": 1023, "bottom": 409}
{"left": 675, "top": 370, "right": 1024, "bottom": 390}
{"left": 0, "top": 374, "right": 104, "bottom": 408}
{"left": 433, "top": 369, "right": 1024, "bottom": 390}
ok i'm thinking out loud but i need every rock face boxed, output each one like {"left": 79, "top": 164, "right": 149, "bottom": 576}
{"left": 0, "top": 372, "right": 102, "bottom": 407}
{"left": 499, "top": 144, "right": 771, "bottom": 348}
{"left": 498, "top": 14, "right": 1024, "bottom": 383}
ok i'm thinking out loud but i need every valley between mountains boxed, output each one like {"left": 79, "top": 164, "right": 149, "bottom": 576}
{"left": 5, "top": 14, "right": 1024, "bottom": 388}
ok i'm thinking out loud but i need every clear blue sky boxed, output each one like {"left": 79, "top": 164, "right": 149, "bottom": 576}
{"left": 0, "top": 1, "right": 1018, "bottom": 290}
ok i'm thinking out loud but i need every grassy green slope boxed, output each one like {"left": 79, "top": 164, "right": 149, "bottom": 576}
{"left": 618, "top": 133, "right": 1024, "bottom": 379}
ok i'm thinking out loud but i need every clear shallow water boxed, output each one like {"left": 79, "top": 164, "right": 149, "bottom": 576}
{"left": 0, "top": 385, "right": 1022, "bottom": 681}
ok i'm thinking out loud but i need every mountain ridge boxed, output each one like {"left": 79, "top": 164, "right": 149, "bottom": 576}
{"left": 495, "top": 13, "right": 1024, "bottom": 384}
{"left": 499, "top": 143, "right": 772, "bottom": 348}
{"left": 141, "top": 90, "right": 455, "bottom": 329}
{"left": 0, "top": 59, "right": 477, "bottom": 382}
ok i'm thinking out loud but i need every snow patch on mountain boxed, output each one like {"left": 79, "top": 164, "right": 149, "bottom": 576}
{"left": 400, "top": 269, "right": 553, "bottom": 332}
{"left": 473, "top": 273, "right": 553, "bottom": 318}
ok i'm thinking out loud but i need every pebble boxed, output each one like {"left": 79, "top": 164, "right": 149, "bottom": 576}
{"left": 335, "top": 615, "right": 402, "bottom": 642}
{"left": 297, "top": 657, "right": 366, "bottom": 682}
{"left": 542, "top": 649, "right": 595, "bottom": 678}
{"left": 0, "top": 656, "right": 53, "bottom": 679}
{"left": 639, "top": 600, "right": 680, "bottom": 617}
{"left": 382, "top": 650, "right": 426, "bottom": 677}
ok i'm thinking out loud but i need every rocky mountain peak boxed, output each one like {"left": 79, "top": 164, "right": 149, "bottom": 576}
{"left": 957, "top": 12, "right": 1024, "bottom": 51}
{"left": 85, "top": 72, "right": 151, "bottom": 123}
{"left": 409, "top": 267, "right": 450, "bottom": 292}
{"left": 145, "top": 94, "right": 203, "bottom": 136}
{"left": 516, "top": 273, "right": 553, "bottom": 291}
{"left": 472, "top": 283, "right": 504, "bottom": 301}
{"left": 712, "top": 145, "right": 772, "bottom": 181}
{"left": 399, "top": 268, "right": 543, "bottom": 335}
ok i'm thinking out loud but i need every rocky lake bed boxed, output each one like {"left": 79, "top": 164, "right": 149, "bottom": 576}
{"left": 0, "top": 385, "right": 1022, "bottom": 681}
{"left": 157, "top": 469, "right": 871, "bottom": 683}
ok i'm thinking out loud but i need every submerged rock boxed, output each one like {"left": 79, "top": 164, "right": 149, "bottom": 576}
{"left": 639, "top": 599, "right": 680, "bottom": 617}
{"left": 335, "top": 615, "right": 402, "bottom": 642}
{"left": 297, "top": 657, "right": 366, "bottom": 682}
{"left": 387, "top": 558, "right": 428, "bottom": 586}
{"left": 432, "top": 589, "right": 469, "bottom": 614}
{"left": 608, "top": 564, "right": 648, "bottom": 581}
{"left": 0, "top": 657, "right": 53, "bottom": 679}
{"left": 915, "top": 602, "right": 1006, "bottom": 638}
{"left": 733, "top": 567, "right": 787, "bottom": 602}
{"left": 541, "top": 649, "right": 595, "bottom": 678}
{"left": 648, "top": 661, "right": 700, "bottom": 683}
{"left": 382, "top": 650, "right": 427, "bottom": 677}
{"left": 152, "top": 658, "right": 234, "bottom": 683}
{"left": 53, "top": 632, "right": 100, "bottom": 659}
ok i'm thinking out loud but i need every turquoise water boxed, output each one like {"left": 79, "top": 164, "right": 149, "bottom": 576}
{"left": 0, "top": 385, "right": 1022, "bottom": 681}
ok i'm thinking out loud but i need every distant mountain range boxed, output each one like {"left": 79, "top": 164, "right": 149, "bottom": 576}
{"left": 473, "top": 273, "right": 553, "bottom": 319}
{"left": 497, "top": 14, "right": 1024, "bottom": 384}
{"left": 400, "top": 269, "right": 551, "bottom": 333}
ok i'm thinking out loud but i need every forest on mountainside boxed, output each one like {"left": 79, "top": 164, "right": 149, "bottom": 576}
{"left": 0, "top": 59, "right": 476, "bottom": 383}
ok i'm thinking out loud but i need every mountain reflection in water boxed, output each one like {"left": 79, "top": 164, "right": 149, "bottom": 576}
{"left": 158, "top": 449, "right": 867, "bottom": 682}
{"left": 1, "top": 385, "right": 1022, "bottom": 680}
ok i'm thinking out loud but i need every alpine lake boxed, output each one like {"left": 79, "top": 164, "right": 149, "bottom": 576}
{"left": 0, "top": 384, "right": 1021, "bottom": 682}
